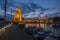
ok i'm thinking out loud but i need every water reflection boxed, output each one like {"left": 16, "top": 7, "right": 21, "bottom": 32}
{"left": 25, "top": 23, "right": 53, "bottom": 28}
{"left": 25, "top": 22, "right": 60, "bottom": 40}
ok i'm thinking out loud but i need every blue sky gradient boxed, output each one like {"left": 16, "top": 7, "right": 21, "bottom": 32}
{"left": 0, "top": 0, "right": 60, "bottom": 20}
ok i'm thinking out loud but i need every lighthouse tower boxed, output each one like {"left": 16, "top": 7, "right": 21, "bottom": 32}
{"left": 45, "top": 15, "right": 49, "bottom": 30}
{"left": 13, "top": 6, "right": 23, "bottom": 23}
{"left": 13, "top": 6, "right": 25, "bottom": 29}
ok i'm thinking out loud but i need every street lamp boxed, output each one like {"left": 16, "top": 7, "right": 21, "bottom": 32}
{"left": 5, "top": 0, "right": 7, "bottom": 21}
{"left": 4, "top": 0, "right": 7, "bottom": 26}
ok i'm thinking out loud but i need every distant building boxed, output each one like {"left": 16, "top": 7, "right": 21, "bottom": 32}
{"left": 53, "top": 16, "right": 60, "bottom": 28}
{"left": 0, "top": 18, "right": 4, "bottom": 24}
{"left": 12, "top": 6, "right": 60, "bottom": 29}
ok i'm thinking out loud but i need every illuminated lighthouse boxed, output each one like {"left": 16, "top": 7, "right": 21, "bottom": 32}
{"left": 13, "top": 6, "right": 25, "bottom": 29}
{"left": 13, "top": 6, "right": 23, "bottom": 23}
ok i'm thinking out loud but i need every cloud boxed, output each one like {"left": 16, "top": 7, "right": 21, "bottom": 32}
{"left": 23, "top": 9, "right": 41, "bottom": 19}
{"left": 0, "top": 0, "right": 60, "bottom": 20}
{"left": 44, "top": 8, "right": 60, "bottom": 15}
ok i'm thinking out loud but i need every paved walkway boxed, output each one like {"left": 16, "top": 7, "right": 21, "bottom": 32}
{"left": 0, "top": 24, "right": 33, "bottom": 40}
{"left": 0, "top": 24, "right": 12, "bottom": 36}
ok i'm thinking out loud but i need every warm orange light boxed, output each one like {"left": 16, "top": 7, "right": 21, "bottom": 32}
{"left": 16, "top": 14, "right": 20, "bottom": 18}
{"left": 13, "top": 6, "right": 22, "bottom": 23}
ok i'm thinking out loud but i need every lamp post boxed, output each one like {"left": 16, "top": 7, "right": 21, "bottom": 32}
{"left": 4, "top": 0, "right": 7, "bottom": 21}
{"left": 10, "top": 8, "right": 12, "bottom": 22}
{"left": 4, "top": 0, "right": 7, "bottom": 26}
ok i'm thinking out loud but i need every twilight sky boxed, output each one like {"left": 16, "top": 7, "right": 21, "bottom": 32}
{"left": 0, "top": 0, "right": 60, "bottom": 20}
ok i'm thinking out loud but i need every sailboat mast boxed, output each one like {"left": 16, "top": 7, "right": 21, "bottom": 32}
{"left": 4, "top": 0, "right": 7, "bottom": 22}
